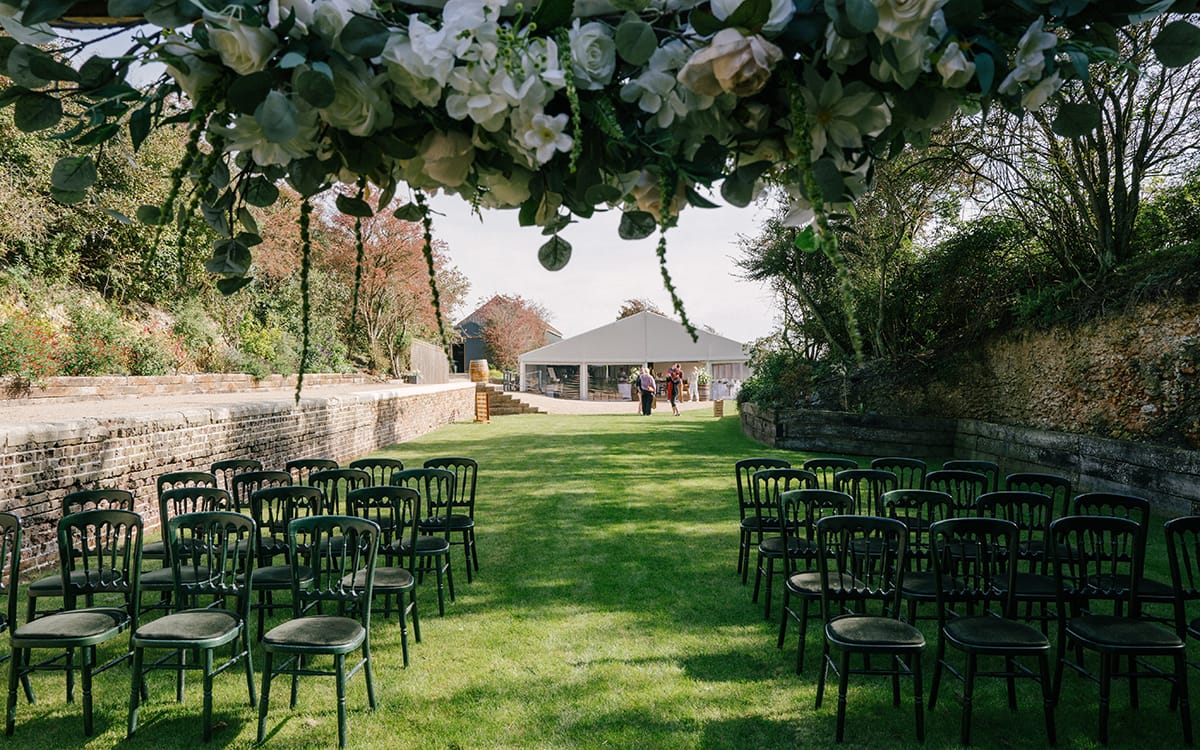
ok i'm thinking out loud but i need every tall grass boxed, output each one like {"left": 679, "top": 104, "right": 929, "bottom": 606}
{"left": 8, "top": 410, "right": 1186, "bottom": 748}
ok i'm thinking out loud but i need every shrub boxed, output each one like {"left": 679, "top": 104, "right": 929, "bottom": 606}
{"left": 0, "top": 311, "right": 60, "bottom": 379}
{"left": 60, "top": 305, "right": 130, "bottom": 376}
{"left": 126, "top": 323, "right": 184, "bottom": 376}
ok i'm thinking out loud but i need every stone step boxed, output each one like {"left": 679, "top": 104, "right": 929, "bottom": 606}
{"left": 477, "top": 383, "right": 544, "bottom": 415}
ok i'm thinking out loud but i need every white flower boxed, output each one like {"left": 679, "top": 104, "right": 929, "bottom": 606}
{"left": 320, "top": 59, "right": 393, "bottom": 137}
{"left": 873, "top": 0, "right": 946, "bottom": 42}
{"left": 161, "top": 35, "right": 221, "bottom": 102}
{"left": 936, "top": 41, "right": 975, "bottom": 88}
{"left": 824, "top": 27, "right": 868, "bottom": 72}
{"left": 678, "top": 28, "right": 782, "bottom": 97}
{"left": 442, "top": 0, "right": 501, "bottom": 59}
{"left": 311, "top": 0, "right": 372, "bottom": 43}
{"left": 476, "top": 166, "right": 533, "bottom": 208}
{"left": 1021, "top": 71, "right": 1062, "bottom": 111}
{"left": 519, "top": 112, "right": 573, "bottom": 165}
{"left": 999, "top": 17, "right": 1059, "bottom": 94}
{"left": 205, "top": 12, "right": 278, "bottom": 76}
{"left": 869, "top": 37, "right": 929, "bottom": 89}
{"left": 383, "top": 19, "right": 456, "bottom": 108}
{"left": 212, "top": 103, "right": 320, "bottom": 167}
{"left": 267, "top": 0, "right": 315, "bottom": 34}
{"left": 801, "top": 73, "right": 891, "bottom": 159}
{"left": 445, "top": 65, "right": 512, "bottom": 132}
{"left": 619, "top": 41, "right": 694, "bottom": 129}
{"left": 709, "top": 0, "right": 795, "bottom": 34}
{"left": 568, "top": 20, "right": 617, "bottom": 90}
{"left": 420, "top": 130, "right": 475, "bottom": 187}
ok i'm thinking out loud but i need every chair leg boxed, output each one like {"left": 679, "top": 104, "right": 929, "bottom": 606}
{"left": 962, "top": 653, "right": 977, "bottom": 746}
{"left": 928, "top": 639, "right": 945, "bottom": 711}
{"left": 364, "top": 643, "right": 377, "bottom": 710}
{"left": 176, "top": 648, "right": 187, "bottom": 703}
{"left": 81, "top": 647, "right": 95, "bottom": 737}
{"left": 335, "top": 653, "right": 347, "bottom": 748}
{"left": 777, "top": 590, "right": 789, "bottom": 649}
{"left": 1177, "top": 652, "right": 1193, "bottom": 744}
{"left": 243, "top": 630, "right": 257, "bottom": 708}
{"left": 836, "top": 651, "right": 851, "bottom": 742}
{"left": 411, "top": 590, "right": 421, "bottom": 643}
{"left": 470, "top": 528, "right": 479, "bottom": 572}
{"left": 433, "top": 557, "right": 446, "bottom": 616}
{"left": 127, "top": 646, "right": 143, "bottom": 738}
{"left": 1038, "top": 653, "right": 1056, "bottom": 746}
{"left": 1099, "top": 652, "right": 1112, "bottom": 745}
{"left": 257, "top": 651, "right": 273, "bottom": 743}
{"left": 815, "top": 642, "right": 829, "bottom": 709}
{"left": 752, "top": 553, "right": 763, "bottom": 603}
{"left": 1128, "top": 654, "right": 1139, "bottom": 709}
{"left": 400, "top": 600, "right": 410, "bottom": 668}
{"left": 462, "top": 532, "right": 473, "bottom": 583}
{"left": 1006, "top": 656, "right": 1017, "bottom": 710}
{"left": 446, "top": 554, "right": 456, "bottom": 603}
{"left": 6, "top": 647, "right": 20, "bottom": 737}
{"left": 202, "top": 648, "right": 215, "bottom": 743}
{"left": 762, "top": 557, "right": 774, "bottom": 620}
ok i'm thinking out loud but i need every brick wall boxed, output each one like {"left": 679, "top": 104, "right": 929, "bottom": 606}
{"left": 0, "top": 373, "right": 380, "bottom": 402}
{"left": 741, "top": 404, "right": 1200, "bottom": 516}
{"left": 0, "top": 382, "right": 476, "bottom": 577}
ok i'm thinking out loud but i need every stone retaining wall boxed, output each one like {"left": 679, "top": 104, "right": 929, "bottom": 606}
{"left": 1, "top": 382, "right": 475, "bottom": 576}
{"left": 741, "top": 404, "right": 1199, "bottom": 516}
{"left": 0, "top": 373, "right": 381, "bottom": 402}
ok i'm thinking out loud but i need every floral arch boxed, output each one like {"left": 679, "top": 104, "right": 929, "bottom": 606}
{"left": 2, "top": 0, "right": 1198, "bottom": 381}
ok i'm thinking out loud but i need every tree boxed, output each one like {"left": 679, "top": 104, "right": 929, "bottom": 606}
{"left": 480, "top": 295, "right": 553, "bottom": 370}
{"left": 616, "top": 298, "right": 664, "bottom": 319}
{"left": 958, "top": 18, "right": 1200, "bottom": 280}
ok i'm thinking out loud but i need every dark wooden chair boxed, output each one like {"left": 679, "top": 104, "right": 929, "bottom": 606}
{"left": 751, "top": 468, "right": 818, "bottom": 619}
{"left": 734, "top": 458, "right": 791, "bottom": 582}
{"left": 833, "top": 468, "right": 896, "bottom": 516}
{"left": 211, "top": 459, "right": 263, "bottom": 494}
{"left": 422, "top": 457, "right": 479, "bottom": 581}
{"left": 924, "top": 469, "right": 989, "bottom": 517}
{"left": 942, "top": 459, "right": 1001, "bottom": 494}
{"left": 802, "top": 457, "right": 858, "bottom": 491}
{"left": 871, "top": 457, "right": 927, "bottom": 490}
{"left": 349, "top": 486, "right": 421, "bottom": 666}
{"left": 347, "top": 457, "right": 405, "bottom": 487}
{"left": 393, "top": 468, "right": 457, "bottom": 616}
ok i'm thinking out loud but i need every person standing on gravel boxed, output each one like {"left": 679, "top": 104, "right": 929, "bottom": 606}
{"left": 637, "top": 367, "right": 656, "bottom": 416}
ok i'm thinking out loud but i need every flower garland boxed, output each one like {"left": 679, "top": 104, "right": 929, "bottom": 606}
{"left": 3, "top": 0, "right": 1198, "bottom": 361}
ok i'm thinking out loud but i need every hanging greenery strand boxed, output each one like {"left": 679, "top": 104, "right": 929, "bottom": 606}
{"left": 143, "top": 113, "right": 204, "bottom": 277}
{"left": 295, "top": 197, "right": 313, "bottom": 404}
{"left": 656, "top": 166, "right": 697, "bottom": 341}
{"left": 174, "top": 136, "right": 225, "bottom": 288}
{"left": 414, "top": 190, "right": 451, "bottom": 363}
{"left": 347, "top": 177, "right": 368, "bottom": 355}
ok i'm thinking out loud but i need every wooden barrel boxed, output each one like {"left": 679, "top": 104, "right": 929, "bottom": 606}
{"left": 469, "top": 359, "right": 489, "bottom": 383}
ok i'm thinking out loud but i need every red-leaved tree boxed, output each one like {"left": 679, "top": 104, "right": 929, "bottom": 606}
{"left": 479, "top": 294, "right": 553, "bottom": 370}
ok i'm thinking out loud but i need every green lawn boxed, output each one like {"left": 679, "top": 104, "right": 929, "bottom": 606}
{"left": 8, "top": 410, "right": 1189, "bottom": 749}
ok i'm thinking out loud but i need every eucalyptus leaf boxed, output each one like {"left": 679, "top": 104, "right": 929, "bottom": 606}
{"left": 690, "top": 10, "right": 722, "bottom": 36}
{"left": 844, "top": 0, "right": 879, "bottom": 35}
{"left": 7, "top": 46, "right": 50, "bottom": 88}
{"left": 811, "top": 158, "right": 845, "bottom": 201}
{"left": 237, "top": 207, "right": 260, "bottom": 235}
{"left": 1129, "top": 0, "right": 1175, "bottom": 25}
{"left": 18, "top": 0, "right": 76, "bottom": 26}
{"left": 336, "top": 194, "right": 374, "bottom": 218}
{"left": 216, "top": 276, "right": 254, "bottom": 295}
{"left": 129, "top": 105, "right": 152, "bottom": 150}
{"left": 136, "top": 204, "right": 166, "bottom": 226}
{"left": 393, "top": 203, "right": 425, "bottom": 222}
{"left": 685, "top": 186, "right": 720, "bottom": 209}
{"left": 104, "top": 209, "right": 132, "bottom": 225}
{"left": 278, "top": 51, "right": 307, "bottom": 69}
{"left": 28, "top": 52, "right": 79, "bottom": 84}
{"left": 531, "top": 0, "right": 574, "bottom": 32}
{"left": 618, "top": 210, "right": 657, "bottom": 240}
{"left": 340, "top": 15, "right": 389, "bottom": 58}
{"left": 942, "top": 0, "right": 983, "bottom": 28}
{"left": 51, "top": 156, "right": 98, "bottom": 192}
{"left": 50, "top": 188, "right": 88, "bottom": 206}
{"left": 236, "top": 231, "right": 264, "bottom": 247}
{"left": 109, "top": 0, "right": 153, "bottom": 15}
{"left": 201, "top": 202, "right": 231, "bottom": 237}
{"left": 720, "top": 172, "right": 753, "bottom": 207}
{"left": 255, "top": 90, "right": 299, "bottom": 143}
{"left": 243, "top": 176, "right": 280, "bottom": 207}
{"left": 226, "top": 71, "right": 274, "bottom": 115}
{"left": 726, "top": 0, "right": 771, "bottom": 29}
{"left": 974, "top": 52, "right": 994, "bottom": 94}
{"left": 1152, "top": 20, "right": 1200, "bottom": 68}
{"left": 73, "top": 122, "right": 120, "bottom": 148}
{"left": 1051, "top": 102, "right": 1101, "bottom": 137}
{"left": 537, "top": 235, "right": 572, "bottom": 271}
{"left": 13, "top": 93, "right": 62, "bottom": 132}
{"left": 144, "top": 0, "right": 202, "bottom": 28}
{"left": 286, "top": 156, "right": 329, "bottom": 196}
{"left": 296, "top": 68, "right": 336, "bottom": 108}
{"left": 616, "top": 15, "right": 657, "bottom": 66}
{"left": 583, "top": 183, "right": 623, "bottom": 205}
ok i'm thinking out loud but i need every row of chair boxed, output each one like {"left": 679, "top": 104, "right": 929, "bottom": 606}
{"left": 2, "top": 454, "right": 482, "bottom": 746}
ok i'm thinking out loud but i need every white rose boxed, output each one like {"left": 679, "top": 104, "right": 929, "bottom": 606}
{"left": 320, "top": 59, "right": 393, "bottom": 137}
{"left": 873, "top": 0, "right": 946, "bottom": 42}
{"left": 311, "top": 0, "right": 373, "bottom": 43}
{"left": 870, "top": 37, "right": 928, "bottom": 89}
{"left": 205, "top": 13, "right": 278, "bottom": 76}
{"left": 824, "top": 28, "right": 868, "bottom": 72}
{"left": 999, "top": 17, "right": 1059, "bottom": 94}
{"left": 1021, "top": 71, "right": 1062, "bottom": 111}
{"left": 568, "top": 20, "right": 616, "bottom": 90}
{"left": 268, "top": 0, "right": 315, "bottom": 34}
{"left": 161, "top": 35, "right": 221, "bottom": 102}
{"left": 418, "top": 130, "right": 475, "bottom": 187}
{"left": 709, "top": 0, "right": 795, "bottom": 34}
{"left": 936, "top": 41, "right": 975, "bottom": 88}
{"left": 630, "top": 171, "right": 685, "bottom": 223}
{"left": 677, "top": 28, "right": 782, "bottom": 98}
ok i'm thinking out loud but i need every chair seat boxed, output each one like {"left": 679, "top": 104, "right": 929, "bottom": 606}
{"left": 944, "top": 615, "right": 1050, "bottom": 651}
{"left": 134, "top": 609, "right": 242, "bottom": 647}
{"left": 1189, "top": 617, "right": 1200, "bottom": 640}
{"left": 741, "top": 516, "right": 781, "bottom": 532}
{"left": 1068, "top": 614, "right": 1184, "bottom": 651}
{"left": 139, "top": 565, "right": 213, "bottom": 591}
{"left": 758, "top": 536, "right": 811, "bottom": 558}
{"left": 142, "top": 540, "right": 167, "bottom": 560}
{"left": 1009, "top": 571, "right": 1059, "bottom": 598}
{"left": 394, "top": 536, "right": 450, "bottom": 556}
{"left": 28, "top": 568, "right": 124, "bottom": 594}
{"left": 900, "top": 572, "right": 957, "bottom": 598}
{"left": 785, "top": 571, "right": 859, "bottom": 596}
{"left": 263, "top": 614, "right": 365, "bottom": 653}
{"left": 12, "top": 607, "right": 129, "bottom": 645}
{"left": 1135, "top": 576, "right": 1176, "bottom": 602}
{"left": 419, "top": 514, "right": 474, "bottom": 531}
{"left": 344, "top": 567, "right": 414, "bottom": 592}
{"left": 827, "top": 615, "right": 925, "bottom": 650}
{"left": 249, "top": 565, "right": 314, "bottom": 588}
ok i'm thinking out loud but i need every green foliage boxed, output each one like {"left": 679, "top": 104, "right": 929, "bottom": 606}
{"left": 126, "top": 325, "right": 182, "bottom": 376}
{"left": 736, "top": 347, "right": 816, "bottom": 409}
{"left": 0, "top": 311, "right": 59, "bottom": 379}
{"left": 1133, "top": 171, "right": 1200, "bottom": 255}
{"left": 59, "top": 305, "right": 130, "bottom": 376}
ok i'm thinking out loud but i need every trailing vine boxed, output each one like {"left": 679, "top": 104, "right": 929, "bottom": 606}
{"left": 295, "top": 197, "right": 313, "bottom": 404}
{"left": 557, "top": 29, "right": 584, "bottom": 174}
{"left": 347, "top": 177, "right": 367, "bottom": 355}
{"left": 144, "top": 112, "right": 205, "bottom": 276}
{"left": 173, "top": 135, "right": 225, "bottom": 288}
{"left": 414, "top": 190, "right": 451, "bottom": 363}
{"left": 656, "top": 165, "right": 697, "bottom": 341}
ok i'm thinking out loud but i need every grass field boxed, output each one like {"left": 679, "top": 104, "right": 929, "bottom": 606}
{"left": 7, "top": 409, "right": 1189, "bottom": 749}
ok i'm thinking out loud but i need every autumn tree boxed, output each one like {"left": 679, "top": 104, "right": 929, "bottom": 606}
{"left": 317, "top": 200, "right": 468, "bottom": 377}
{"left": 616, "top": 298, "right": 664, "bottom": 319}
{"left": 480, "top": 294, "right": 553, "bottom": 370}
